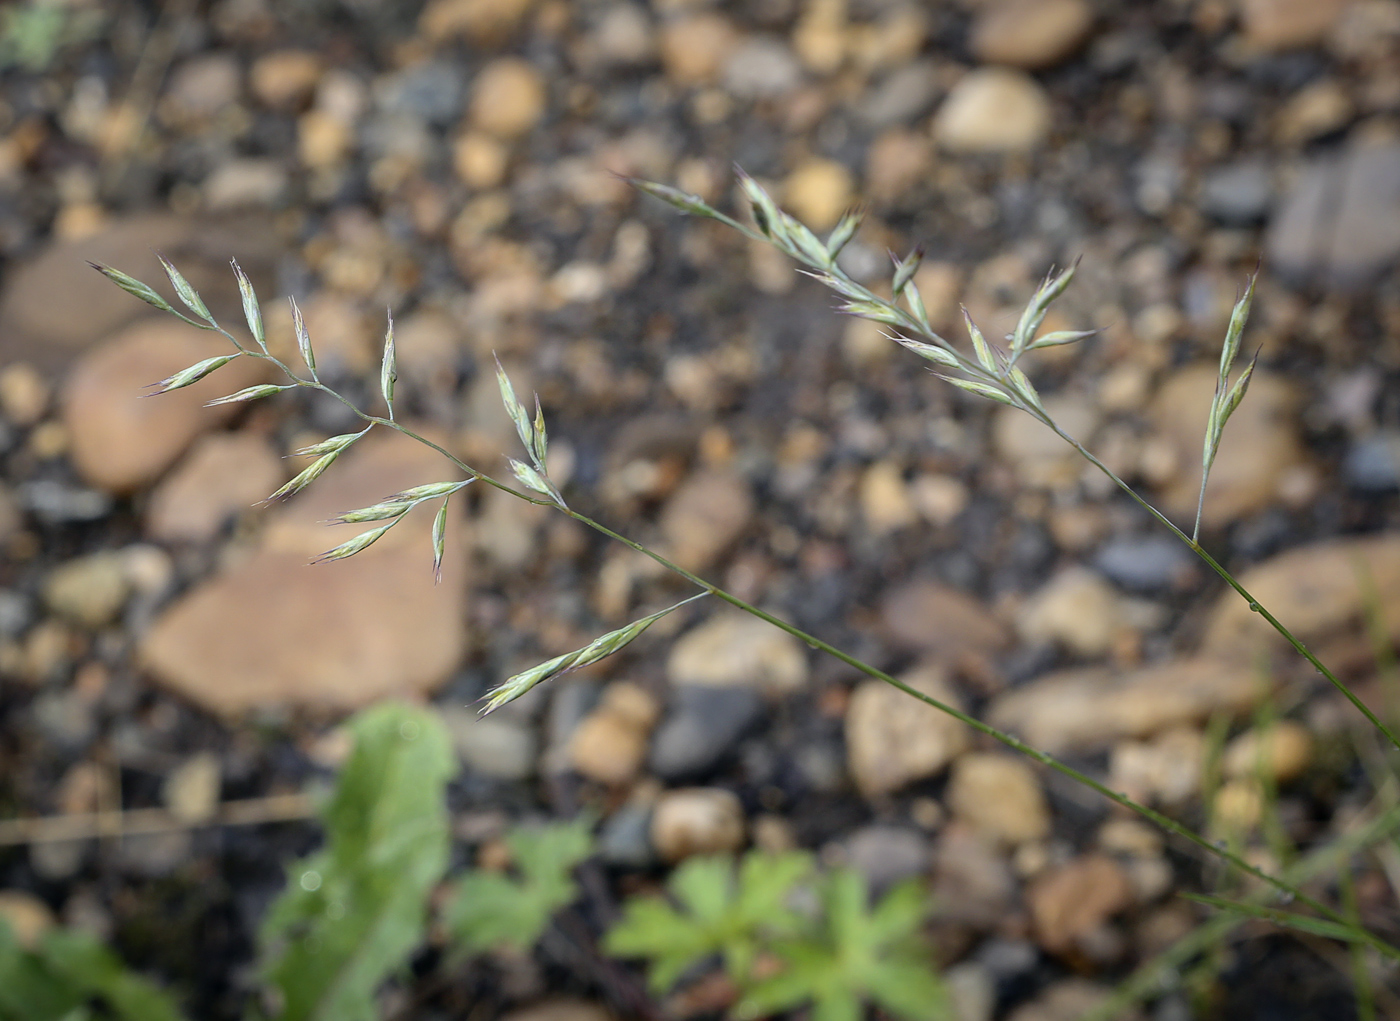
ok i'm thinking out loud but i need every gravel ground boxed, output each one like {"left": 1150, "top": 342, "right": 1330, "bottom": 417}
{"left": 3, "top": 1, "right": 1400, "bottom": 1019}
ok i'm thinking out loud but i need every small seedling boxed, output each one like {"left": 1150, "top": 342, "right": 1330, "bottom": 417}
{"left": 604, "top": 850, "right": 812, "bottom": 992}
{"left": 444, "top": 817, "right": 594, "bottom": 956}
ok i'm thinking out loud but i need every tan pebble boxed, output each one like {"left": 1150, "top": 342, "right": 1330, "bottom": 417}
{"left": 859, "top": 460, "right": 918, "bottom": 535}
{"left": 0, "top": 891, "right": 55, "bottom": 949}
{"left": 419, "top": 0, "right": 538, "bottom": 46}
{"left": 934, "top": 68, "right": 1052, "bottom": 154}
{"left": 163, "top": 752, "right": 221, "bottom": 825}
{"left": 658, "top": 14, "right": 735, "bottom": 86}
{"left": 970, "top": 0, "right": 1094, "bottom": 70}
{"left": 846, "top": 665, "right": 971, "bottom": 798}
{"left": 1240, "top": 0, "right": 1349, "bottom": 52}
{"left": 782, "top": 157, "right": 854, "bottom": 232}
{"left": 250, "top": 51, "right": 323, "bottom": 109}
{"left": 668, "top": 613, "right": 808, "bottom": 694}
{"left": 471, "top": 58, "right": 547, "bottom": 139}
{"left": 651, "top": 787, "right": 745, "bottom": 861}
{"left": 1028, "top": 855, "right": 1132, "bottom": 954}
{"left": 298, "top": 110, "right": 352, "bottom": 169}
{"left": 948, "top": 753, "right": 1050, "bottom": 844}
{"left": 865, "top": 128, "right": 933, "bottom": 204}
{"left": 146, "top": 432, "right": 285, "bottom": 543}
{"left": 453, "top": 132, "right": 509, "bottom": 189}
{"left": 1223, "top": 721, "right": 1313, "bottom": 783}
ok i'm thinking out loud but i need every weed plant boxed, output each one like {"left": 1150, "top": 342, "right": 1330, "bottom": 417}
{"left": 79, "top": 170, "right": 1400, "bottom": 1017}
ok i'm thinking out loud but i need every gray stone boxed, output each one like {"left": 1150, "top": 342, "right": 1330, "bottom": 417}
{"left": 843, "top": 825, "right": 931, "bottom": 895}
{"left": 723, "top": 37, "right": 801, "bottom": 99}
{"left": 1266, "top": 158, "right": 1340, "bottom": 280}
{"left": 859, "top": 62, "right": 939, "bottom": 128}
{"left": 442, "top": 707, "right": 536, "bottom": 781}
{"left": 1345, "top": 432, "right": 1400, "bottom": 492}
{"left": 1199, "top": 162, "right": 1273, "bottom": 224}
{"left": 650, "top": 685, "right": 764, "bottom": 780}
{"left": 1330, "top": 141, "right": 1400, "bottom": 286}
{"left": 19, "top": 480, "right": 111, "bottom": 524}
{"left": 375, "top": 61, "right": 464, "bottom": 126}
{"left": 1094, "top": 536, "right": 1195, "bottom": 592}
{"left": 0, "top": 590, "right": 32, "bottom": 638}
{"left": 597, "top": 805, "right": 654, "bottom": 867}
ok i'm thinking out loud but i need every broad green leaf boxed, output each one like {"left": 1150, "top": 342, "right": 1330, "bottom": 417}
{"left": 605, "top": 851, "right": 812, "bottom": 992}
{"left": 445, "top": 817, "right": 594, "bottom": 956}
{"left": 258, "top": 702, "right": 454, "bottom": 1021}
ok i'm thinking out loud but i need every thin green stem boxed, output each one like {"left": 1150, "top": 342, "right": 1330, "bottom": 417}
{"left": 200, "top": 296, "right": 1388, "bottom": 952}
{"left": 1039, "top": 417, "right": 1400, "bottom": 754}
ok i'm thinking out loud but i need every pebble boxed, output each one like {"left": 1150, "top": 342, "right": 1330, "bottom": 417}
{"left": 947, "top": 753, "right": 1050, "bottom": 845}
{"left": 933, "top": 68, "right": 1052, "bottom": 154}
{"left": 993, "top": 398, "right": 1098, "bottom": 490}
{"left": 859, "top": 460, "right": 918, "bottom": 535}
{"left": 723, "top": 35, "right": 803, "bottom": 100}
{"left": 866, "top": 128, "right": 934, "bottom": 203}
{"left": 61, "top": 319, "right": 270, "bottom": 494}
{"left": 471, "top": 58, "right": 546, "bottom": 139}
{"left": 160, "top": 54, "right": 241, "bottom": 125}
{"left": 845, "top": 664, "right": 971, "bottom": 798}
{"left": 988, "top": 657, "right": 1262, "bottom": 754}
{"left": 19, "top": 479, "right": 110, "bottom": 525}
{"left": 880, "top": 580, "right": 1009, "bottom": 661}
{"left": 0, "top": 890, "right": 55, "bottom": 949}
{"left": 203, "top": 159, "right": 289, "bottom": 211}
{"left": 377, "top": 62, "right": 464, "bottom": 127}
{"left": 1199, "top": 162, "right": 1273, "bottom": 225}
{"left": 1203, "top": 533, "right": 1400, "bottom": 658}
{"left": 859, "top": 62, "right": 940, "bottom": 129}
{"left": 1018, "top": 567, "right": 1129, "bottom": 658}
{"left": 250, "top": 51, "right": 323, "bottom": 109}
{"left": 1094, "top": 535, "right": 1195, "bottom": 593}
{"left": 782, "top": 158, "right": 854, "bottom": 233}
{"left": 0, "top": 363, "right": 49, "bottom": 425}
{"left": 454, "top": 132, "right": 510, "bottom": 190}
{"left": 146, "top": 432, "right": 285, "bottom": 542}
{"left": 1149, "top": 365, "right": 1305, "bottom": 528}
{"left": 1275, "top": 79, "right": 1353, "bottom": 145}
{"left": 933, "top": 825, "right": 1016, "bottom": 926}
{"left": 658, "top": 13, "right": 735, "bottom": 86}
{"left": 587, "top": 5, "right": 656, "bottom": 68}
{"left": 667, "top": 613, "right": 808, "bottom": 694}
{"left": 970, "top": 0, "right": 1094, "bottom": 70}
{"left": 1005, "top": 980, "right": 1124, "bottom": 1021}
{"left": 419, "top": 0, "right": 537, "bottom": 46}
{"left": 1108, "top": 727, "right": 1204, "bottom": 805}
{"left": 1222, "top": 721, "right": 1314, "bottom": 783}
{"left": 658, "top": 468, "right": 753, "bottom": 572}
{"left": 141, "top": 431, "right": 468, "bottom": 715}
{"left": 1344, "top": 432, "right": 1400, "bottom": 491}
{"left": 568, "top": 682, "right": 659, "bottom": 785}
{"left": 650, "top": 787, "right": 745, "bottom": 862}
{"left": 442, "top": 708, "right": 537, "bottom": 781}
{"left": 298, "top": 110, "right": 353, "bottom": 169}
{"left": 946, "top": 962, "right": 996, "bottom": 1021}
{"left": 162, "top": 752, "right": 221, "bottom": 825}
{"left": 1269, "top": 140, "right": 1400, "bottom": 287}
{"left": 597, "top": 805, "right": 655, "bottom": 867}
{"left": 1240, "top": 0, "right": 1350, "bottom": 52}
{"left": 650, "top": 685, "right": 764, "bottom": 780}
{"left": 43, "top": 553, "right": 130, "bottom": 628}
{"left": 843, "top": 825, "right": 931, "bottom": 894}
{"left": 1028, "top": 854, "right": 1132, "bottom": 954}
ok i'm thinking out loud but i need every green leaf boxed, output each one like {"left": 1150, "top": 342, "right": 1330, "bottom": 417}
{"left": 445, "top": 818, "right": 594, "bottom": 956}
{"left": 0, "top": 916, "right": 187, "bottom": 1021}
{"left": 605, "top": 851, "right": 812, "bottom": 993}
{"left": 736, "top": 870, "right": 948, "bottom": 1021}
{"left": 258, "top": 702, "right": 454, "bottom": 1021}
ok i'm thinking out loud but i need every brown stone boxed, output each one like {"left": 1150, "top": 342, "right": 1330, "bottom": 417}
{"left": 988, "top": 658, "right": 1262, "bottom": 755}
{"left": 846, "top": 664, "right": 971, "bottom": 798}
{"left": 970, "top": 0, "right": 1094, "bottom": 70}
{"left": 140, "top": 430, "right": 468, "bottom": 715}
{"left": 249, "top": 51, "right": 322, "bottom": 109}
{"left": 1029, "top": 855, "right": 1132, "bottom": 954}
{"left": 1241, "top": 0, "right": 1350, "bottom": 52}
{"left": 0, "top": 215, "right": 278, "bottom": 368}
{"left": 60, "top": 319, "right": 270, "bottom": 494}
{"left": 470, "top": 58, "right": 547, "bottom": 139}
{"left": 146, "top": 432, "right": 286, "bottom": 542}
{"left": 651, "top": 787, "right": 745, "bottom": 861}
{"left": 658, "top": 468, "right": 753, "bottom": 571}
{"left": 947, "top": 753, "right": 1050, "bottom": 844}
{"left": 880, "top": 579, "right": 1010, "bottom": 662}
{"left": 658, "top": 14, "right": 736, "bottom": 86}
{"left": 667, "top": 613, "right": 808, "bottom": 694}
{"left": 568, "top": 682, "right": 659, "bottom": 785}
{"left": 420, "top": 0, "right": 538, "bottom": 46}
{"left": 1204, "top": 534, "right": 1400, "bottom": 658}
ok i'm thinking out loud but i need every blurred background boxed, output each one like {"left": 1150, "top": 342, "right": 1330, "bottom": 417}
{"left": 2, "top": 0, "right": 1400, "bottom": 1017}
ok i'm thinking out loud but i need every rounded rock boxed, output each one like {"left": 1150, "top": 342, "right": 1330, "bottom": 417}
{"left": 933, "top": 68, "right": 1052, "bottom": 154}
{"left": 970, "top": 0, "right": 1094, "bottom": 70}
{"left": 651, "top": 787, "right": 745, "bottom": 862}
{"left": 948, "top": 753, "right": 1050, "bottom": 844}
{"left": 470, "top": 58, "right": 546, "bottom": 139}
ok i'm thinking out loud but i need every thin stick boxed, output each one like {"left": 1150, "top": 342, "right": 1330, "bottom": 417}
{"left": 0, "top": 793, "right": 313, "bottom": 847}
